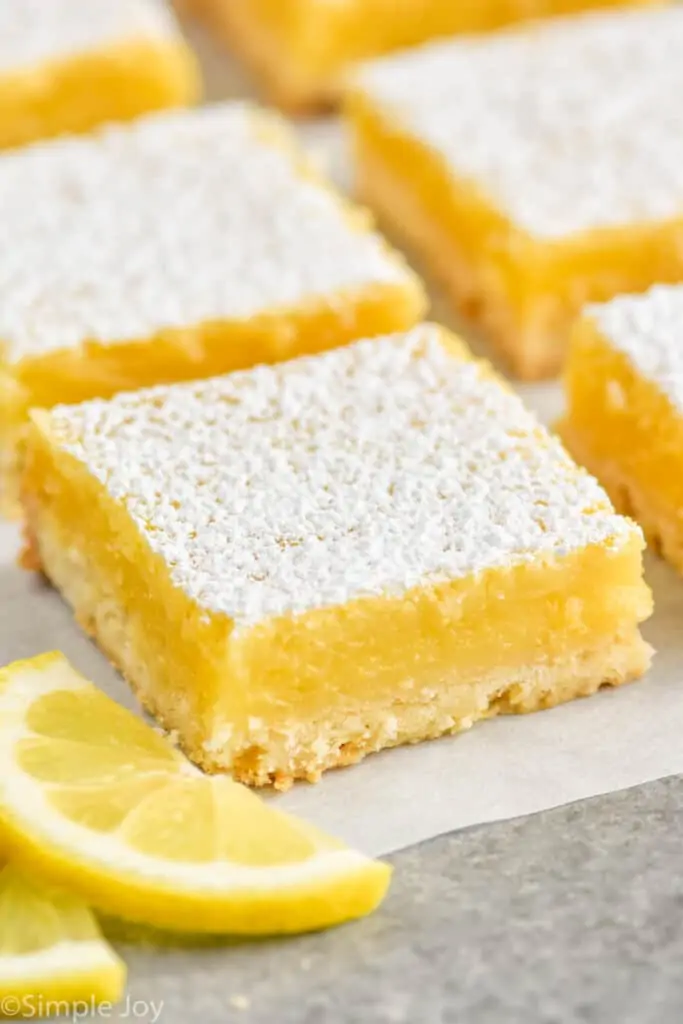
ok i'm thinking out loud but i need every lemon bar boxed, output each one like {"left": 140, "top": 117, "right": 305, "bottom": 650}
{"left": 21, "top": 324, "right": 652, "bottom": 788}
{"left": 561, "top": 285, "right": 683, "bottom": 574}
{"left": 186, "top": 0, "right": 661, "bottom": 112}
{"left": 347, "top": 5, "right": 683, "bottom": 380}
{"left": 0, "top": 0, "right": 200, "bottom": 151}
{"left": 0, "top": 103, "right": 425, "bottom": 516}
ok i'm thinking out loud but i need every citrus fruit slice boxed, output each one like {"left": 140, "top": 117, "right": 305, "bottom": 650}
{"left": 0, "top": 654, "right": 390, "bottom": 935}
{"left": 0, "top": 862, "right": 125, "bottom": 1011}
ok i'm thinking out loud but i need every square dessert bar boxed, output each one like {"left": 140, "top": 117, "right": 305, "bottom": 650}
{"left": 21, "top": 325, "right": 652, "bottom": 788}
{"left": 347, "top": 5, "right": 683, "bottom": 380}
{"left": 561, "top": 285, "right": 683, "bottom": 574}
{"left": 0, "top": 102, "right": 424, "bottom": 515}
{"left": 0, "top": 0, "right": 199, "bottom": 151}
{"left": 186, "top": 0, "right": 661, "bottom": 112}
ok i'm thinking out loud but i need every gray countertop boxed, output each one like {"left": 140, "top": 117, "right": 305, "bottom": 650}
{"left": 110, "top": 778, "right": 683, "bottom": 1024}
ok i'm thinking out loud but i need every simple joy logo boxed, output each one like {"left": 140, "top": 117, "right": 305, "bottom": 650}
{"left": 0, "top": 995, "right": 164, "bottom": 1021}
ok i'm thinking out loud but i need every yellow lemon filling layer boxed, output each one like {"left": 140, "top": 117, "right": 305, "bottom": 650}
{"left": 561, "top": 286, "right": 683, "bottom": 573}
{"left": 20, "top": 326, "right": 652, "bottom": 787}
{"left": 0, "top": 28, "right": 199, "bottom": 151}
{"left": 195, "top": 0, "right": 663, "bottom": 110}
{"left": 346, "top": 92, "right": 683, "bottom": 381}
{"left": 0, "top": 102, "right": 424, "bottom": 516}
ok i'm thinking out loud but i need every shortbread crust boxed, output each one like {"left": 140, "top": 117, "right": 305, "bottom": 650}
{"left": 21, "top": 325, "right": 652, "bottom": 786}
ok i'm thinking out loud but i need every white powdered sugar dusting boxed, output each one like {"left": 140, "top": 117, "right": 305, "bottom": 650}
{"left": 0, "top": 0, "right": 179, "bottom": 74}
{"left": 588, "top": 284, "right": 683, "bottom": 413}
{"left": 48, "top": 326, "right": 634, "bottom": 627}
{"left": 354, "top": 6, "right": 683, "bottom": 240}
{"left": 0, "top": 102, "right": 408, "bottom": 364}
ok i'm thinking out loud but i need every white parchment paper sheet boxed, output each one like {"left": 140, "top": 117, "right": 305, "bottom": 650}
{"left": 1, "top": 17, "right": 681, "bottom": 859}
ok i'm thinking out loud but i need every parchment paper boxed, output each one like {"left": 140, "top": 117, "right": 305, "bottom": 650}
{"left": 1, "top": 17, "right": 681, "bottom": 859}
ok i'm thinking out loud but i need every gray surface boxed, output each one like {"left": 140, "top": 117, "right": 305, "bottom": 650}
{"left": 108, "top": 777, "right": 683, "bottom": 1024}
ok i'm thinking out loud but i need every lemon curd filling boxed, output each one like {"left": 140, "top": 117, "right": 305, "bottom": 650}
{"left": 21, "top": 326, "right": 652, "bottom": 788}
{"left": 189, "top": 0, "right": 663, "bottom": 111}
{"left": 0, "top": 0, "right": 199, "bottom": 151}
{"left": 561, "top": 285, "right": 683, "bottom": 575}
{"left": 346, "top": 6, "right": 683, "bottom": 380}
{"left": 0, "top": 102, "right": 424, "bottom": 516}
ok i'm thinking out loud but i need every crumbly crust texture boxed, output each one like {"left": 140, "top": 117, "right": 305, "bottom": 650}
{"left": 199, "top": 634, "right": 652, "bottom": 786}
{"left": 0, "top": 0, "right": 180, "bottom": 74}
{"left": 0, "top": 102, "right": 408, "bottom": 364}
{"left": 353, "top": 6, "right": 683, "bottom": 240}
{"left": 21, "top": 507, "right": 655, "bottom": 789}
{"left": 45, "top": 325, "right": 635, "bottom": 628}
{"left": 587, "top": 285, "right": 683, "bottom": 414}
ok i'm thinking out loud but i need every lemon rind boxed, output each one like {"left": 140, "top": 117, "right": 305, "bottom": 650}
{"left": 0, "top": 939, "right": 125, "bottom": 1005}
{"left": 0, "top": 654, "right": 391, "bottom": 935}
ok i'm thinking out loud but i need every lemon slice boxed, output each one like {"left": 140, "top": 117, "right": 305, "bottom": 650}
{"left": 0, "top": 862, "right": 125, "bottom": 1011}
{"left": 0, "top": 653, "right": 390, "bottom": 935}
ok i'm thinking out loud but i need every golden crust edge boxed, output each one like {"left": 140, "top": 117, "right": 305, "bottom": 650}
{"left": 23, "top": 501, "right": 652, "bottom": 791}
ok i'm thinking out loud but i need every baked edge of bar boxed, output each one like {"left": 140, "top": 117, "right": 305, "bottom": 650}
{"left": 183, "top": 0, "right": 337, "bottom": 112}
{"left": 560, "top": 420, "right": 683, "bottom": 575}
{"left": 21, "top": 448, "right": 652, "bottom": 789}
{"left": 345, "top": 90, "right": 683, "bottom": 381}
{"left": 184, "top": 0, "right": 668, "bottom": 113}
{"left": 0, "top": 36, "right": 202, "bottom": 151}
{"left": 346, "top": 107, "right": 566, "bottom": 379}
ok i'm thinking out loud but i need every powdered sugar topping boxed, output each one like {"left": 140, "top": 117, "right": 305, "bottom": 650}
{"left": 354, "top": 6, "right": 683, "bottom": 240}
{"left": 0, "top": 0, "right": 179, "bottom": 74}
{"left": 1, "top": 103, "right": 410, "bottom": 363}
{"left": 589, "top": 285, "right": 683, "bottom": 413}
{"left": 48, "top": 326, "right": 634, "bottom": 627}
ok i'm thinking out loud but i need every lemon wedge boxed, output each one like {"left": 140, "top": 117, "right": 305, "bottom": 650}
{"left": 0, "top": 862, "right": 125, "bottom": 1012}
{"left": 0, "top": 653, "right": 390, "bottom": 935}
